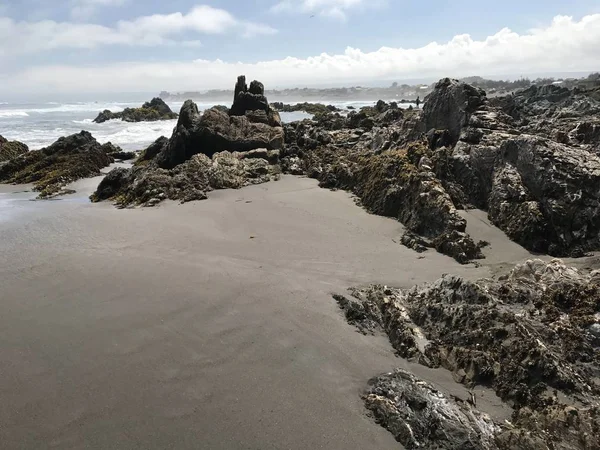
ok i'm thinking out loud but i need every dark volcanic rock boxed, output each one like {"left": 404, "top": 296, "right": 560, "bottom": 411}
{"left": 92, "top": 151, "right": 280, "bottom": 207}
{"left": 138, "top": 136, "right": 168, "bottom": 163}
{"left": 0, "top": 135, "right": 28, "bottom": 162}
{"left": 422, "top": 78, "right": 486, "bottom": 144}
{"left": 230, "top": 75, "right": 270, "bottom": 116}
{"left": 157, "top": 102, "right": 284, "bottom": 169}
{"left": 93, "top": 98, "right": 178, "bottom": 123}
{"left": 337, "top": 259, "right": 600, "bottom": 449}
{"left": 0, "top": 131, "right": 113, "bottom": 198}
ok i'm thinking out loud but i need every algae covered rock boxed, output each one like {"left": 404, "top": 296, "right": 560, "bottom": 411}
{"left": 93, "top": 98, "right": 178, "bottom": 123}
{"left": 0, "top": 135, "right": 28, "bottom": 163}
{"left": 337, "top": 259, "right": 600, "bottom": 449}
{"left": 0, "top": 131, "right": 113, "bottom": 198}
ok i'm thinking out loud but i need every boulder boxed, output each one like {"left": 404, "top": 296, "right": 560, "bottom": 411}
{"left": 138, "top": 136, "right": 168, "bottom": 163}
{"left": 422, "top": 78, "right": 486, "bottom": 144}
{"left": 0, "top": 135, "right": 28, "bottom": 163}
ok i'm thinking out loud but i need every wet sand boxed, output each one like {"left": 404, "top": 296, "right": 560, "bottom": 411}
{"left": 1, "top": 176, "right": 524, "bottom": 449}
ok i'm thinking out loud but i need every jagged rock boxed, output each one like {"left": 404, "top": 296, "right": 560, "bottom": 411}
{"left": 422, "top": 78, "right": 486, "bottom": 144}
{"left": 157, "top": 104, "right": 284, "bottom": 169}
{"left": 0, "top": 131, "right": 113, "bottom": 198}
{"left": 93, "top": 98, "right": 178, "bottom": 123}
{"left": 0, "top": 135, "right": 28, "bottom": 162}
{"left": 138, "top": 136, "right": 168, "bottom": 163}
{"left": 91, "top": 167, "right": 133, "bottom": 202}
{"left": 230, "top": 75, "right": 269, "bottom": 116}
{"left": 364, "top": 369, "right": 500, "bottom": 450}
{"left": 336, "top": 259, "right": 600, "bottom": 450}
{"left": 92, "top": 151, "right": 280, "bottom": 207}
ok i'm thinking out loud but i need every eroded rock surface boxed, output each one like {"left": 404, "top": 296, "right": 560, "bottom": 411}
{"left": 336, "top": 259, "right": 600, "bottom": 449}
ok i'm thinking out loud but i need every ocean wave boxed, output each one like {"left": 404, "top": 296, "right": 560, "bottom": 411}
{"left": 72, "top": 119, "right": 94, "bottom": 124}
{"left": 0, "top": 111, "right": 29, "bottom": 118}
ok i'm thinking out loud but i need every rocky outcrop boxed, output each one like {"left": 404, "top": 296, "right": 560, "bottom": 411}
{"left": 93, "top": 98, "right": 178, "bottom": 123}
{"left": 92, "top": 76, "right": 286, "bottom": 207}
{"left": 336, "top": 259, "right": 600, "bottom": 449}
{"left": 92, "top": 150, "right": 280, "bottom": 207}
{"left": 0, "top": 131, "right": 113, "bottom": 198}
{"left": 0, "top": 135, "right": 28, "bottom": 163}
{"left": 423, "top": 79, "right": 600, "bottom": 257}
{"left": 156, "top": 104, "right": 284, "bottom": 169}
{"left": 271, "top": 102, "right": 341, "bottom": 115}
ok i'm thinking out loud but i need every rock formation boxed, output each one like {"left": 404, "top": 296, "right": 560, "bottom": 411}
{"left": 0, "top": 131, "right": 113, "bottom": 198}
{"left": 0, "top": 135, "right": 28, "bottom": 163}
{"left": 423, "top": 78, "right": 600, "bottom": 257}
{"left": 93, "top": 98, "right": 178, "bottom": 123}
{"left": 336, "top": 259, "right": 600, "bottom": 449}
{"left": 92, "top": 76, "right": 285, "bottom": 206}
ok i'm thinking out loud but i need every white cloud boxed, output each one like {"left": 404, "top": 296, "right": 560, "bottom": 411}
{"left": 271, "top": 0, "right": 380, "bottom": 20}
{"left": 71, "top": 0, "right": 127, "bottom": 20}
{"left": 0, "top": 5, "right": 277, "bottom": 54}
{"left": 2, "top": 14, "right": 600, "bottom": 95}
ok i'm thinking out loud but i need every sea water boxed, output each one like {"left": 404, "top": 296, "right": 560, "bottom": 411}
{"left": 0, "top": 99, "right": 415, "bottom": 151}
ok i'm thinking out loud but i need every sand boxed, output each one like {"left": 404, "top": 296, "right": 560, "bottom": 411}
{"left": 0, "top": 176, "right": 529, "bottom": 449}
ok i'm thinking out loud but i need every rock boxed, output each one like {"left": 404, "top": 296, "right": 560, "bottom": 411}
{"left": 93, "top": 98, "right": 178, "bottom": 123}
{"left": 271, "top": 102, "right": 341, "bottom": 115}
{"left": 0, "top": 135, "right": 28, "bottom": 162}
{"left": 92, "top": 150, "right": 280, "bottom": 207}
{"left": 336, "top": 259, "right": 600, "bottom": 449}
{"left": 364, "top": 369, "right": 500, "bottom": 449}
{"left": 157, "top": 104, "right": 284, "bottom": 169}
{"left": 90, "top": 167, "right": 133, "bottom": 202}
{"left": 0, "top": 131, "right": 113, "bottom": 198}
{"left": 138, "top": 136, "right": 168, "bottom": 163}
{"left": 229, "top": 75, "right": 270, "bottom": 116}
{"left": 422, "top": 78, "right": 486, "bottom": 144}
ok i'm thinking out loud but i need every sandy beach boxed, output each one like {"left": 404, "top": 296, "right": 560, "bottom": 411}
{"left": 0, "top": 175, "right": 522, "bottom": 449}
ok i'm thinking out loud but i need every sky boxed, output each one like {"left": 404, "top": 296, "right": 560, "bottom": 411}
{"left": 0, "top": 0, "right": 599, "bottom": 98}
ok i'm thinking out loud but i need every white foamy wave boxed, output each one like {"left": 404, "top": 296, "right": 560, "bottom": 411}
{"left": 72, "top": 119, "right": 94, "bottom": 124}
{"left": 92, "top": 120, "right": 177, "bottom": 150}
{"left": 0, "top": 111, "right": 29, "bottom": 118}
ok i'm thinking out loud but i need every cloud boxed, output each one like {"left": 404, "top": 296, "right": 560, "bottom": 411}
{"left": 271, "top": 0, "right": 380, "bottom": 20}
{"left": 71, "top": 0, "right": 127, "bottom": 20}
{"left": 0, "top": 5, "right": 277, "bottom": 54}
{"left": 2, "top": 14, "right": 600, "bottom": 95}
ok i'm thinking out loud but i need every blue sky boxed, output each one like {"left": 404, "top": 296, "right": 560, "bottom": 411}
{"left": 0, "top": 0, "right": 599, "bottom": 95}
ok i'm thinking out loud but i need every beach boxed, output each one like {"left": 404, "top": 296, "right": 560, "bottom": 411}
{"left": 0, "top": 175, "right": 515, "bottom": 449}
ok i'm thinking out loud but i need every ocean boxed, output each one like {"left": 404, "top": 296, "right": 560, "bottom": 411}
{"left": 0, "top": 99, "right": 414, "bottom": 151}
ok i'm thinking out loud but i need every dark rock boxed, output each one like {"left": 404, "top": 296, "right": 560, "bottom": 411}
{"left": 337, "top": 259, "right": 600, "bottom": 449}
{"left": 0, "top": 131, "right": 113, "bottom": 198}
{"left": 157, "top": 104, "right": 284, "bottom": 169}
{"left": 90, "top": 167, "right": 133, "bottom": 202}
{"left": 230, "top": 75, "right": 270, "bottom": 116}
{"left": 138, "top": 136, "right": 168, "bottom": 162}
{"left": 0, "top": 135, "right": 28, "bottom": 162}
{"left": 92, "top": 151, "right": 280, "bottom": 207}
{"left": 93, "top": 98, "right": 178, "bottom": 123}
{"left": 422, "top": 78, "right": 486, "bottom": 144}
